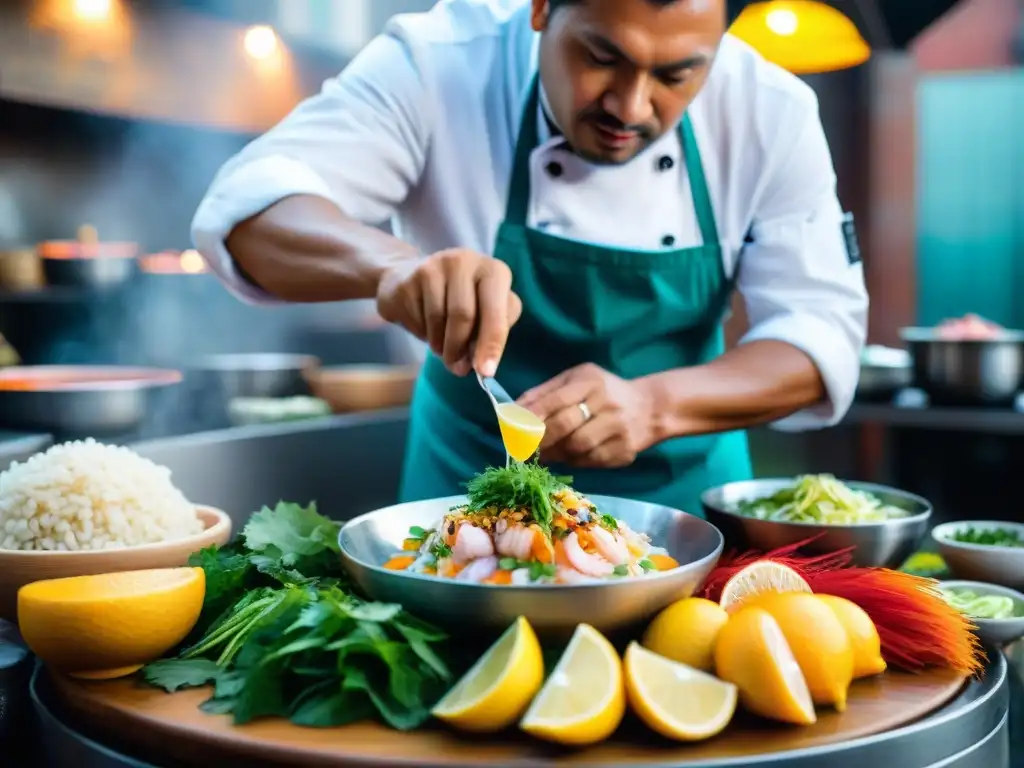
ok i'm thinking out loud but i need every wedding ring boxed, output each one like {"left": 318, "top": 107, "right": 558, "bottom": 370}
{"left": 578, "top": 401, "right": 592, "bottom": 422}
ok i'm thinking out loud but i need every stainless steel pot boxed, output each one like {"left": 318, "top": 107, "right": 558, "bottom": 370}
{"left": 40, "top": 257, "right": 137, "bottom": 291}
{"left": 0, "top": 367, "right": 182, "bottom": 434}
{"left": 195, "top": 354, "right": 320, "bottom": 401}
{"left": 900, "top": 327, "right": 1024, "bottom": 405}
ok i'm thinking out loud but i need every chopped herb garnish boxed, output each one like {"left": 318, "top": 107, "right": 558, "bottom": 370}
{"left": 432, "top": 541, "right": 452, "bottom": 559}
{"left": 612, "top": 564, "right": 629, "bottom": 577}
{"left": 639, "top": 559, "right": 656, "bottom": 572}
{"left": 600, "top": 513, "right": 619, "bottom": 531}
{"left": 407, "top": 526, "right": 428, "bottom": 539}
{"left": 498, "top": 557, "right": 519, "bottom": 571}
{"left": 950, "top": 527, "right": 1024, "bottom": 548}
{"left": 464, "top": 462, "right": 570, "bottom": 534}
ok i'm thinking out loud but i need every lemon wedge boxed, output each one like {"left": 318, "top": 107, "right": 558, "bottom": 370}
{"left": 714, "top": 605, "right": 817, "bottom": 725}
{"left": 642, "top": 597, "right": 729, "bottom": 672}
{"left": 520, "top": 623, "right": 626, "bottom": 745}
{"left": 431, "top": 616, "right": 544, "bottom": 732}
{"left": 18, "top": 567, "right": 206, "bottom": 679}
{"left": 624, "top": 642, "right": 737, "bottom": 741}
{"left": 814, "top": 594, "right": 886, "bottom": 679}
{"left": 495, "top": 402, "right": 546, "bottom": 462}
{"left": 719, "top": 560, "right": 812, "bottom": 612}
{"left": 747, "top": 592, "right": 854, "bottom": 711}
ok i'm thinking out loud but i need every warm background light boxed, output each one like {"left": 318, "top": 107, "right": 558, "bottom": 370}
{"left": 730, "top": 0, "right": 871, "bottom": 75}
{"left": 244, "top": 25, "right": 279, "bottom": 61}
{"left": 73, "top": 0, "right": 112, "bottom": 22}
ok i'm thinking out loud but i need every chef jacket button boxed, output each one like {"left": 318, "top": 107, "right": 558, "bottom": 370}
{"left": 662, "top": 235, "right": 676, "bottom": 247}
{"left": 545, "top": 161, "right": 564, "bottom": 178}
{"left": 657, "top": 155, "right": 675, "bottom": 172}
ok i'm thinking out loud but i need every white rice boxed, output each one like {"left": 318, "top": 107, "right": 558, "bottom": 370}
{"left": 0, "top": 439, "right": 203, "bottom": 552}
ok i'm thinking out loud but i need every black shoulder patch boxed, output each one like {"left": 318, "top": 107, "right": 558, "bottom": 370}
{"left": 842, "top": 212, "right": 861, "bottom": 266}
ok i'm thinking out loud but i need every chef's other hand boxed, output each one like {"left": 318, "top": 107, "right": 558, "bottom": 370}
{"left": 376, "top": 249, "right": 523, "bottom": 377}
{"left": 518, "top": 363, "right": 657, "bottom": 469}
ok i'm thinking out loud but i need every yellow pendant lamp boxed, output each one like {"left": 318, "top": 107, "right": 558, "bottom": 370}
{"left": 729, "top": 1, "right": 871, "bottom": 75}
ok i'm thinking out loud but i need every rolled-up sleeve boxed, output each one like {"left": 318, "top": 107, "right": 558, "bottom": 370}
{"left": 737, "top": 94, "right": 868, "bottom": 430}
{"left": 191, "top": 32, "right": 432, "bottom": 303}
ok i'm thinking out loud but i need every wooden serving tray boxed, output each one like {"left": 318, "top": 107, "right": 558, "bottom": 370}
{"left": 49, "top": 667, "right": 967, "bottom": 767}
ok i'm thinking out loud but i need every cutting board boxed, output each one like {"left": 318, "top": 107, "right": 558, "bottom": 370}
{"left": 49, "top": 667, "right": 968, "bottom": 767}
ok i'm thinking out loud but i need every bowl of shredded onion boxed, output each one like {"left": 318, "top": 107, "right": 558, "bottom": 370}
{"left": 938, "top": 580, "right": 1024, "bottom": 647}
{"left": 701, "top": 474, "right": 932, "bottom": 568}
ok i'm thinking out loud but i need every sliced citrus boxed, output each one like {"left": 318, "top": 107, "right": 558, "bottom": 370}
{"left": 714, "top": 605, "right": 816, "bottom": 725}
{"left": 719, "top": 560, "right": 812, "bottom": 612}
{"left": 625, "top": 642, "right": 737, "bottom": 741}
{"left": 432, "top": 616, "right": 544, "bottom": 732}
{"left": 815, "top": 594, "right": 887, "bottom": 679}
{"left": 747, "top": 592, "right": 855, "bottom": 711}
{"left": 18, "top": 567, "right": 205, "bottom": 679}
{"left": 642, "top": 597, "right": 729, "bottom": 672}
{"left": 520, "top": 623, "right": 626, "bottom": 745}
{"left": 495, "top": 402, "right": 546, "bottom": 462}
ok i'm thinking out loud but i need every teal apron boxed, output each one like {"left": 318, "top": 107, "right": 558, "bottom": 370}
{"left": 399, "top": 78, "right": 752, "bottom": 515}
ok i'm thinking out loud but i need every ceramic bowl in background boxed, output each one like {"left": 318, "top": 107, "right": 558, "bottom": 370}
{"left": 937, "top": 580, "right": 1024, "bottom": 647}
{"left": 932, "top": 521, "right": 1024, "bottom": 589}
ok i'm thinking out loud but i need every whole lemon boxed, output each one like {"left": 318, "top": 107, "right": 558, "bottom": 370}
{"left": 642, "top": 597, "right": 729, "bottom": 672}
{"left": 815, "top": 594, "right": 887, "bottom": 679}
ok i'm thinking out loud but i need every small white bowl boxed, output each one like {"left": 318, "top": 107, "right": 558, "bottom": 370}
{"left": 932, "top": 520, "right": 1024, "bottom": 589}
{"left": 938, "top": 580, "right": 1024, "bottom": 647}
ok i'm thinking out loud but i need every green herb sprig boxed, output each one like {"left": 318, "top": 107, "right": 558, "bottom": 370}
{"left": 464, "top": 462, "right": 570, "bottom": 534}
{"left": 143, "top": 502, "right": 451, "bottom": 731}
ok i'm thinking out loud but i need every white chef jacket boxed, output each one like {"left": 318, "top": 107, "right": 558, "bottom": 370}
{"left": 192, "top": 0, "right": 868, "bottom": 431}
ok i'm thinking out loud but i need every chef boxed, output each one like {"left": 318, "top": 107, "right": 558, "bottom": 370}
{"left": 193, "top": 0, "right": 867, "bottom": 513}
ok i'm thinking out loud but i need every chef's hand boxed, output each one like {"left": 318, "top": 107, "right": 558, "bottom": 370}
{"left": 376, "top": 249, "right": 523, "bottom": 377}
{"left": 517, "top": 364, "right": 657, "bottom": 469}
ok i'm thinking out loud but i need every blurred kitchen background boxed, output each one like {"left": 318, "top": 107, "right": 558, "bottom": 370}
{"left": 0, "top": 0, "right": 1022, "bottom": 523}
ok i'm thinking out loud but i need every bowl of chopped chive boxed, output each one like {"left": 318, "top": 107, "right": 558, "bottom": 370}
{"left": 932, "top": 521, "right": 1024, "bottom": 589}
{"left": 937, "top": 580, "right": 1024, "bottom": 646}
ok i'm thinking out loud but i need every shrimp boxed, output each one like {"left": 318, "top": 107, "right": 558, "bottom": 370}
{"left": 496, "top": 523, "right": 553, "bottom": 563}
{"left": 563, "top": 531, "right": 615, "bottom": 577}
{"left": 455, "top": 555, "right": 499, "bottom": 582}
{"left": 496, "top": 523, "right": 534, "bottom": 560}
{"left": 589, "top": 526, "right": 630, "bottom": 565}
{"left": 451, "top": 522, "right": 494, "bottom": 564}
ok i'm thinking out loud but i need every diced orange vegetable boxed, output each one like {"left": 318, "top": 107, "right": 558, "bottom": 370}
{"left": 648, "top": 554, "right": 679, "bottom": 571}
{"left": 383, "top": 555, "right": 416, "bottom": 570}
{"left": 483, "top": 570, "right": 513, "bottom": 585}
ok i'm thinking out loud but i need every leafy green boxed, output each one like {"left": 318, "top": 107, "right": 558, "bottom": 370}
{"left": 464, "top": 462, "right": 570, "bottom": 533}
{"left": 145, "top": 501, "right": 452, "bottom": 731}
{"left": 950, "top": 527, "right": 1024, "bottom": 548}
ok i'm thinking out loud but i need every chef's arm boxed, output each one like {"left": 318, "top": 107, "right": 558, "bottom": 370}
{"left": 642, "top": 340, "right": 826, "bottom": 439}
{"left": 225, "top": 196, "right": 417, "bottom": 302}
{"left": 643, "top": 93, "right": 868, "bottom": 439}
{"left": 191, "top": 32, "right": 430, "bottom": 304}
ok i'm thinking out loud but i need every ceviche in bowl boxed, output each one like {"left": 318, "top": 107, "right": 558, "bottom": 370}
{"left": 387, "top": 464, "right": 680, "bottom": 585}
{"left": 338, "top": 463, "right": 723, "bottom": 636}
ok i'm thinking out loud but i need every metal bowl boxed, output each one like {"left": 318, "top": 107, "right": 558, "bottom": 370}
{"left": 701, "top": 478, "right": 932, "bottom": 568}
{"left": 338, "top": 494, "right": 723, "bottom": 639}
{"left": 41, "top": 257, "right": 137, "bottom": 291}
{"left": 0, "top": 366, "right": 182, "bottom": 434}
{"left": 195, "top": 353, "right": 320, "bottom": 400}
{"left": 900, "top": 327, "right": 1024, "bottom": 405}
{"left": 937, "top": 580, "right": 1024, "bottom": 647}
{"left": 932, "top": 521, "right": 1024, "bottom": 589}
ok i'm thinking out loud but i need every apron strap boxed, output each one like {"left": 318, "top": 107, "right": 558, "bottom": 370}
{"left": 679, "top": 114, "right": 719, "bottom": 248}
{"left": 505, "top": 76, "right": 721, "bottom": 248}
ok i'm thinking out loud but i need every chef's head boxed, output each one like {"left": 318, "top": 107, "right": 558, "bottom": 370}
{"left": 533, "top": 0, "right": 725, "bottom": 165}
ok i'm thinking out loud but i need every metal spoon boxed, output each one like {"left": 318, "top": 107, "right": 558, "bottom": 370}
{"left": 475, "top": 370, "right": 514, "bottom": 408}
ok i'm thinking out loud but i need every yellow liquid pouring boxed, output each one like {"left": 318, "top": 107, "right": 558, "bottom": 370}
{"left": 495, "top": 402, "right": 546, "bottom": 463}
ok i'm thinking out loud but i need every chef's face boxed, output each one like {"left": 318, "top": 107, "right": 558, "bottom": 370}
{"left": 532, "top": 0, "right": 725, "bottom": 165}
